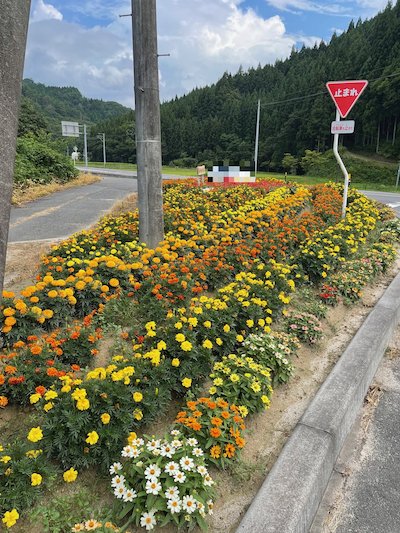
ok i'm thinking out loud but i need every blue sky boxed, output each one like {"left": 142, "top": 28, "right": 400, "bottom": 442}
{"left": 24, "top": 0, "right": 388, "bottom": 108}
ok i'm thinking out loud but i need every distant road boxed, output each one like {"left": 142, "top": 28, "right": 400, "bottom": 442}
{"left": 361, "top": 190, "right": 400, "bottom": 217}
{"left": 77, "top": 166, "right": 184, "bottom": 181}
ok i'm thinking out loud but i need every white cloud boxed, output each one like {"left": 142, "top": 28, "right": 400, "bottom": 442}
{"left": 32, "top": 0, "right": 63, "bottom": 21}
{"left": 25, "top": 0, "right": 319, "bottom": 105}
{"left": 265, "top": 0, "right": 351, "bottom": 15}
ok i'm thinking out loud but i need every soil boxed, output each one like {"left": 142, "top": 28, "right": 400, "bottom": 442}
{"left": 3, "top": 234, "right": 399, "bottom": 532}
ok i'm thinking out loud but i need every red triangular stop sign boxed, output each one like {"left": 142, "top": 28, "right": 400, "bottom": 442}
{"left": 326, "top": 80, "right": 368, "bottom": 118}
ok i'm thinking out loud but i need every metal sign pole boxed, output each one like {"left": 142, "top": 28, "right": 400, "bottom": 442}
{"left": 102, "top": 133, "right": 106, "bottom": 167}
{"left": 83, "top": 124, "right": 88, "bottom": 167}
{"left": 396, "top": 162, "right": 400, "bottom": 188}
{"left": 332, "top": 109, "right": 350, "bottom": 218}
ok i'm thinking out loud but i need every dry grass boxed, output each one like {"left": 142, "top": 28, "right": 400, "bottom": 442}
{"left": 107, "top": 192, "right": 138, "bottom": 216}
{"left": 12, "top": 173, "right": 102, "bottom": 205}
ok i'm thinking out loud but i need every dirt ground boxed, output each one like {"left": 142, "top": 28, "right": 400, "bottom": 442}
{"left": 3, "top": 226, "right": 400, "bottom": 532}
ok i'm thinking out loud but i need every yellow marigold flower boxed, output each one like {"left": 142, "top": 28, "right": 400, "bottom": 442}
{"left": 216, "top": 338, "right": 223, "bottom": 346}
{"left": 27, "top": 427, "right": 43, "bottom": 443}
{"left": 133, "top": 392, "right": 143, "bottom": 402}
{"left": 101, "top": 413, "right": 111, "bottom": 424}
{"left": 127, "top": 432, "right": 137, "bottom": 444}
{"left": 31, "top": 473, "right": 42, "bottom": 486}
{"left": 246, "top": 319, "right": 254, "bottom": 328}
{"left": 181, "top": 341, "right": 192, "bottom": 352}
{"left": 63, "top": 468, "right": 78, "bottom": 483}
{"left": 76, "top": 398, "right": 90, "bottom": 411}
{"left": 44, "top": 390, "right": 58, "bottom": 401}
{"left": 157, "top": 340, "right": 166, "bottom": 350}
{"left": 2, "top": 308, "right": 15, "bottom": 317}
{"left": 188, "top": 317, "right": 198, "bottom": 327}
{"left": 202, "top": 339, "right": 213, "bottom": 349}
{"left": 133, "top": 408, "right": 143, "bottom": 421}
{"left": 4, "top": 316, "right": 16, "bottom": 327}
{"left": 175, "top": 333, "right": 185, "bottom": 342}
{"left": 171, "top": 358, "right": 180, "bottom": 367}
{"left": 236, "top": 334, "right": 244, "bottom": 342}
{"left": 1, "top": 456, "right": 11, "bottom": 463}
{"left": 85, "top": 431, "right": 99, "bottom": 445}
{"left": 42, "top": 309, "right": 54, "bottom": 319}
{"left": 182, "top": 377, "right": 192, "bottom": 388}
{"left": 29, "top": 393, "right": 41, "bottom": 404}
{"left": 174, "top": 322, "right": 183, "bottom": 329}
{"left": 223, "top": 324, "right": 230, "bottom": 333}
{"left": 71, "top": 388, "right": 87, "bottom": 401}
{"left": 44, "top": 402, "right": 54, "bottom": 412}
{"left": 203, "top": 321, "right": 211, "bottom": 328}
{"left": 2, "top": 509, "right": 19, "bottom": 528}
{"left": 109, "top": 278, "right": 120, "bottom": 287}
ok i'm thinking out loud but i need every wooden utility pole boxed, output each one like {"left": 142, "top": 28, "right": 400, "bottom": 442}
{"left": 132, "top": 0, "right": 164, "bottom": 248}
{"left": 0, "top": 0, "right": 31, "bottom": 304}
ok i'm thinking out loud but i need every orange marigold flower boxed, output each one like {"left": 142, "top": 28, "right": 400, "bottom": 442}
{"left": 0, "top": 396, "right": 8, "bottom": 408}
{"left": 35, "top": 386, "right": 46, "bottom": 396}
{"left": 30, "top": 345, "right": 42, "bottom": 355}
{"left": 210, "top": 427, "right": 221, "bottom": 438}
{"left": 4, "top": 365, "right": 17, "bottom": 375}
{"left": 221, "top": 411, "right": 230, "bottom": 419}
{"left": 211, "top": 417, "right": 222, "bottom": 427}
{"left": 0, "top": 375, "right": 4, "bottom": 385}
{"left": 224, "top": 443, "right": 236, "bottom": 458}
{"left": 210, "top": 445, "right": 221, "bottom": 458}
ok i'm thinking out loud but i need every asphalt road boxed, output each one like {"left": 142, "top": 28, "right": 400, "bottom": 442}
{"left": 8, "top": 176, "right": 137, "bottom": 243}
{"left": 77, "top": 166, "right": 186, "bottom": 181}
{"left": 361, "top": 189, "right": 400, "bottom": 217}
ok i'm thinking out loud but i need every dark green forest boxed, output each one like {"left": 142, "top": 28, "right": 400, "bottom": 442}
{"left": 20, "top": 2, "right": 400, "bottom": 175}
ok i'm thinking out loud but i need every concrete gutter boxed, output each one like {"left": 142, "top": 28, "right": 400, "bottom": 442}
{"left": 237, "top": 270, "right": 400, "bottom": 533}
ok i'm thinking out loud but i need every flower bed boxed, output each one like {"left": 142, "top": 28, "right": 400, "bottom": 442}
{"left": 0, "top": 181, "right": 397, "bottom": 530}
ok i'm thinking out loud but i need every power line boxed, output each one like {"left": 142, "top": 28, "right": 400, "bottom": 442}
{"left": 259, "top": 68, "right": 400, "bottom": 108}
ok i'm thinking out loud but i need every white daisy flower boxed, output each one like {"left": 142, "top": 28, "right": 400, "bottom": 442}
{"left": 180, "top": 456, "right": 195, "bottom": 471}
{"left": 192, "top": 447, "right": 203, "bottom": 457}
{"left": 140, "top": 511, "right": 157, "bottom": 531}
{"left": 131, "top": 447, "right": 141, "bottom": 458}
{"left": 160, "top": 443, "right": 175, "bottom": 458}
{"left": 146, "top": 439, "right": 161, "bottom": 452}
{"left": 187, "top": 438, "right": 198, "bottom": 446}
{"left": 111, "top": 475, "right": 126, "bottom": 488}
{"left": 170, "top": 429, "right": 181, "bottom": 436}
{"left": 207, "top": 500, "right": 214, "bottom": 515}
{"left": 113, "top": 485, "right": 126, "bottom": 499}
{"left": 152, "top": 448, "right": 161, "bottom": 456}
{"left": 167, "top": 498, "right": 182, "bottom": 514}
{"left": 123, "top": 488, "right": 138, "bottom": 502}
{"left": 109, "top": 462, "right": 123, "bottom": 475}
{"left": 171, "top": 439, "right": 183, "bottom": 448}
{"left": 145, "top": 464, "right": 161, "bottom": 480}
{"left": 173, "top": 470, "right": 187, "bottom": 483}
{"left": 164, "top": 486, "right": 180, "bottom": 499}
{"left": 131, "top": 438, "right": 145, "bottom": 447}
{"left": 165, "top": 461, "right": 179, "bottom": 476}
{"left": 204, "top": 474, "right": 214, "bottom": 486}
{"left": 145, "top": 480, "right": 162, "bottom": 495}
{"left": 197, "top": 465, "right": 207, "bottom": 476}
{"left": 182, "top": 495, "right": 197, "bottom": 514}
{"left": 121, "top": 445, "right": 135, "bottom": 458}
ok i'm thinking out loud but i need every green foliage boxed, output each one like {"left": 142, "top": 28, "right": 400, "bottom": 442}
{"left": 282, "top": 153, "right": 298, "bottom": 174}
{"left": 285, "top": 312, "right": 323, "bottom": 344}
{"left": 241, "top": 331, "right": 299, "bottom": 385}
{"left": 15, "top": 134, "right": 78, "bottom": 186}
{"left": 0, "top": 436, "right": 58, "bottom": 517}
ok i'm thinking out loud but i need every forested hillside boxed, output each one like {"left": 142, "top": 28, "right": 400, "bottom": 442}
{"left": 88, "top": 1, "right": 400, "bottom": 170}
{"left": 22, "top": 79, "right": 131, "bottom": 134}
{"left": 159, "top": 1, "right": 400, "bottom": 169}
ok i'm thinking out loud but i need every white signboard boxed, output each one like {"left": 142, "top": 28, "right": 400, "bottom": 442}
{"left": 61, "top": 121, "right": 80, "bottom": 137}
{"left": 331, "top": 120, "right": 355, "bottom": 135}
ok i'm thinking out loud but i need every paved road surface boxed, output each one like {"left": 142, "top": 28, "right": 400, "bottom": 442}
{"left": 77, "top": 166, "right": 189, "bottom": 181}
{"left": 9, "top": 176, "right": 137, "bottom": 243}
{"left": 361, "top": 190, "right": 400, "bottom": 217}
{"left": 310, "top": 324, "right": 400, "bottom": 533}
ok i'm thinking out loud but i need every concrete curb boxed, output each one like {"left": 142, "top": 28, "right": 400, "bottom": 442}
{"left": 237, "top": 270, "right": 400, "bottom": 533}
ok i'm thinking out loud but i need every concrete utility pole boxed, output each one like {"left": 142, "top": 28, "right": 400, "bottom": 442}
{"left": 132, "top": 0, "right": 164, "bottom": 248}
{"left": 0, "top": 0, "right": 31, "bottom": 304}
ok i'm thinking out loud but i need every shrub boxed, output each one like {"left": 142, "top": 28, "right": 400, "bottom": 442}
{"left": 285, "top": 312, "right": 323, "bottom": 344}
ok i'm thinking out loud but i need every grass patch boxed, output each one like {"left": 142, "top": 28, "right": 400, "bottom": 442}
{"left": 12, "top": 173, "right": 101, "bottom": 205}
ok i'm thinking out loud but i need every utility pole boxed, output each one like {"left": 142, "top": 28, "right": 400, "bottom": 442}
{"left": 0, "top": 0, "right": 31, "bottom": 306}
{"left": 83, "top": 123, "right": 88, "bottom": 166}
{"left": 132, "top": 0, "right": 164, "bottom": 248}
{"left": 98, "top": 133, "right": 106, "bottom": 167}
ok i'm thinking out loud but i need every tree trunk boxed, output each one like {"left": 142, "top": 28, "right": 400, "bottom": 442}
{"left": 376, "top": 123, "right": 380, "bottom": 153}
{"left": 0, "top": 0, "right": 31, "bottom": 305}
{"left": 393, "top": 117, "right": 397, "bottom": 146}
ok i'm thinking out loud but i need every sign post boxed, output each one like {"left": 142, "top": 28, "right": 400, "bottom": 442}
{"left": 61, "top": 121, "right": 88, "bottom": 167}
{"left": 326, "top": 80, "right": 368, "bottom": 218}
